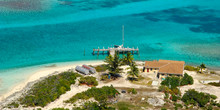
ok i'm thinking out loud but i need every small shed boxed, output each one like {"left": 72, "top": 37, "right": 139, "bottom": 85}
{"left": 82, "top": 64, "right": 96, "bottom": 74}
{"left": 75, "top": 66, "right": 89, "bottom": 75}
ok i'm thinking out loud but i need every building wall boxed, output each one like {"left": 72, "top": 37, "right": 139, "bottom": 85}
{"left": 157, "top": 72, "right": 183, "bottom": 79}
{"left": 143, "top": 67, "right": 159, "bottom": 73}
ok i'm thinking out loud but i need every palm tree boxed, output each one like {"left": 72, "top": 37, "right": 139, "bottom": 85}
{"left": 128, "top": 61, "right": 139, "bottom": 81}
{"left": 122, "top": 52, "right": 134, "bottom": 65}
{"left": 199, "top": 63, "right": 206, "bottom": 73}
{"left": 104, "top": 52, "right": 122, "bottom": 77}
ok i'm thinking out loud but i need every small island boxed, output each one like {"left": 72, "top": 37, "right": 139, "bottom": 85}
{"left": 0, "top": 52, "right": 220, "bottom": 110}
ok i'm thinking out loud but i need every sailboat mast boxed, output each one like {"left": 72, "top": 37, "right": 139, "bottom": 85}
{"left": 122, "top": 25, "right": 124, "bottom": 46}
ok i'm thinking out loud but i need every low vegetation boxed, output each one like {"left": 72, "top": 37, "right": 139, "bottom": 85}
{"left": 72, "top": 101, "right": 115, "bottom": 110}
{"left": 18, "top": 71, "right": 81, "bottom": 107}
{"left": 161, "top": 73, "right": 193, "bottom": 89}
{"left": 208, "top": 82, "right": 220, "bottom": 87}
{"left": 79, "top": 76, "right": 98, "bottom": 86}
{"left": 128, "top": 88, "right": 137, "bottom": 94}
{"left": 161, "top": 76, "right": 181, "bottom": 89}
{"left": 182, "top": 89, "right": 219, "bottom": 108}
{"left": 210, "top": 71, "right": 217, "bottom": 74}
{"left": 160, "top": 73, "right": 220, "bottom": 110}
{"left": 65, "top": 85, "right": 119, "bottom": 105}
{"left": 6, "top": 102, "right": 19, "bottom": 108}
{"left": 100, "top": 74, "right": 109, "bottom": 81}
{"left": 184, "top": 65, "right": 199, "bottom": 71}
{"left": 180, "top": 73, "right": 193, "bottom": 86}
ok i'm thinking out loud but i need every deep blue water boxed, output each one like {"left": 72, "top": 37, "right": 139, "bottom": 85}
{"left": 0, "top": 0, "right": 220, "bottom": 95}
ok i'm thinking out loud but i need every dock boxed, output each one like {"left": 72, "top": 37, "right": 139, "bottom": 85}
{"left": 92, "top": 25, "right": 139, "bottom": 56}
{"left": 93, "top": 46, "right": 139, "bottom": 56}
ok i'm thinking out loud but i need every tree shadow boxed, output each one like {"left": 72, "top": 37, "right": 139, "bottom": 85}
{"left": 127, "top": 77, "right": 138, "bottom": 82}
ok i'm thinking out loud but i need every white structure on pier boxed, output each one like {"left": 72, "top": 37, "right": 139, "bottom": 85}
{"left": 92, "top": 25, "right": 139, "bottom": 56}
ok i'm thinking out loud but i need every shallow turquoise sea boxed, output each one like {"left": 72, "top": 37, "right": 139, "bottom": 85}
{"left": 0, "top": 0, "right": 220, "bottom": 95}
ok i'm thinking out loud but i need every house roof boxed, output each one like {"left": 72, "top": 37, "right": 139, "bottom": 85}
{"left": 145, "top": 60, "right": 168, "bottom": 68}
{"left": 145, "top": 60, "right": 185, "bottom": 74}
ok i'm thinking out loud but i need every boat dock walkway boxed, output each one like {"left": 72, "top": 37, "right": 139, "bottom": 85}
{"left": 93, "top": 47, "right": 139, "bottom": 56}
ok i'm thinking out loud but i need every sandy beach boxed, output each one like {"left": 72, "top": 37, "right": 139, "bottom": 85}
{"left": 0, "top": 60, "right": 105, "bottom": 104}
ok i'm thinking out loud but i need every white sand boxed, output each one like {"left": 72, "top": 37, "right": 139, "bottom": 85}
{"left": 0, "top": 60, "right": 105, "bottom": 105}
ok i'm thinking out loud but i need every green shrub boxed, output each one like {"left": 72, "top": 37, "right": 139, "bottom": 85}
{"left": 171, "top": 88, "right": 181, "bottom": 95}
{"left": 101, "top": 74, "right": 108, "bottom": 81}
{"left": 79, "top": 76, "right": 98, "bottom": 86}
{"left": 171, "top": 94, "right": 178, "bottom": 102}
{"left": 158, "top": 85, "right": 170, "bottom": 93}
{"left": 18, "top": 71, "right": 79, "bottom": 107}
{"left": 209, "top": 95, "right": 217, "bottom": 100}
{"left": 161, "top": 108, "right": 167, "bottom": 110}
{"left": 181, "top": 89, "right": 216, "bottom": 107}
{"left": 207, "top": 105, "right": 213, "bottom": 110}
{"left": 161, "top": 73, "right": 193, "bottom": 90}
{"left": 180, "top": 73, "right": 194, "bottom": 86}
{"left": 128, "top": 88, "right": 137, "bottom": 94}
{"left": 74, "top": 101, "right": 115, "bottom": 110}
{"left": 7, "top": 102, "right": 19, "bottom": 108}
{"left": 161, "top": 76, "right": 180, "bottom": 89}
{"left": 174, "top": 103, "right": 183, "bottom": 110}
{"left": 184, "top": 65, "right": 199, "bottom": 71}
{"left": 164, "top": 93, "right": 169, "bottom": 99}
{"left": 210, "top": 71, "right": 216, "bottom": 74}
{"left": 174, "top": 103, "right": 183, "bottom": 108}
{"left": 66, "top": 85, "right": 119, "bottom": 104}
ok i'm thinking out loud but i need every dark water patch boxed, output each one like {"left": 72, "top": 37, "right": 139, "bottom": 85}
{"left": 57, "top": 0, "right": 147, "bottom": 11}
{"left": 101, "top": 1, "right": 120, "bottom": 8}
{"left": 0, "top": 0, "right": 42, "bottom": 11}
{"left": 100, "top": 0, "right": 146, "bottom": 8}
{"left": 139, "top": 43, "right": 164, "bottom": 54}
{"left": 133, "top": 6, "right": 220, "bottom": 34}
{"left": 190, "top": 22, "right": 220, "bottom": 34}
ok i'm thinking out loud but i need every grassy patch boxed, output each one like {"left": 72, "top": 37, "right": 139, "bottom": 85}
{"left": 184, "top": 65, "right": 199, "bottom": 71}
{"left": 79, "top": 76, "right": 98, "bottom": 86}
{"left": 112, "top": 101, "right": 151, "bottom": 110}
{"left": 128, "top": 88, "right": 137, "bottom": 94}
{"left": 65, "top": 86, "right": 119, "bottom": 104}
{"left": 130, "top": 75, "right": 152, "bottom": 85}
{"left": 95, "top": 64, "right": 108, "bottom": 72}
{"left": 147, "top": 81, "right": 153, "bottom": 86}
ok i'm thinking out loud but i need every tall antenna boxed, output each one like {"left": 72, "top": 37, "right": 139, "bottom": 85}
{"left": 122, "top": 25, "right": 124, "bottom": 46}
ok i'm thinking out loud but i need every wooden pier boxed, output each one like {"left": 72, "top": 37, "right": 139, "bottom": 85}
{"left": 93, "top": 47, "right": 139, "bottom": 56}
{"left": 93, "top": 25, "right": 139, "bottom": 56}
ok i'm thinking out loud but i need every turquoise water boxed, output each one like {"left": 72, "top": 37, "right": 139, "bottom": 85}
{"left": 0, "top": 0, "right": 220, "bottom": 95}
